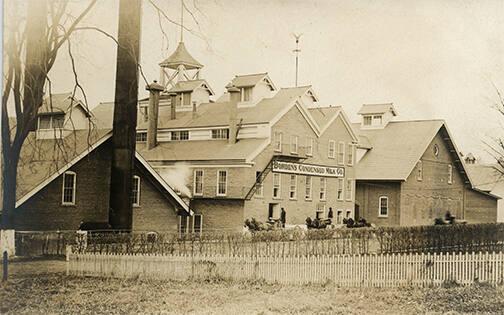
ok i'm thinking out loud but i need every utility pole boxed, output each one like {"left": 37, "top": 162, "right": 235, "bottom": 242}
{"left": 109, "top": 0, "right": 142, "bottom": 230}
{"left": 293, "top": 33, "right": 302, "bottom": 87}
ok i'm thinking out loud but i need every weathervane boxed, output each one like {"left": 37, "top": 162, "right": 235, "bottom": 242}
{"left": 292, "top": 33, "right": 303, "bottom": 87}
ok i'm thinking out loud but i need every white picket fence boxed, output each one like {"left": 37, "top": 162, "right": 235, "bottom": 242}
{"left": 66, "top": 250, "right": 504, "bottom": 287}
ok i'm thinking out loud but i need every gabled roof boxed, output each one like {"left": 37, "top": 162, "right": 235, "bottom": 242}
{"left": 228, "top": 73, "right": 276, "bottom": 90}
{"left": 15, "top": 129, "right": 190, "bottom": 213}
{"left": 466, "top": 164, "right": 504, "bottom": 193}
{"left": 308, "top": 107, "right": 341, "bottom": 131}
{"left": 353, "top": 120, "right": 445, "bottom": 180}
{"left": 168, "top": 79, "right": 214, "bottom": 95}
{"left": 159, "top": 42, "right": 203, "bottom": 70}
{"left": 39, "top": 93, "right": 91, "bottom": 116}
{"left": 358, "top": 103, "right": 397, "bottom": 116}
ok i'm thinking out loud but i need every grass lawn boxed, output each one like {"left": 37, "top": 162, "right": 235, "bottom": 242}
{"left": 1, "top": 259, "right": 504, "bottom": 314}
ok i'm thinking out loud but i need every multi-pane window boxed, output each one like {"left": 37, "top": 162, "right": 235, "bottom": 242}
{"left": 328, "top": 140, "right": 336, "bottom": 158}
{"left": 53, "top": 115, "right": 65, "bottom": 128}
{"left": 241, "top": 87, "right": 252, "bottom": 102}
{"left": 171, "top": 130, "right": 189, "bottom": 141}
{"left": 379, "top": 196, "right": 389, "bottom": 217}
{"left": 136, "top": 132, "right": 147, "bottom": 142}
{"left": 217, "top": 170, "right": 227, "bottom": 196}
{"left": 255, "top": 171, "right": 263, "bottom": 197}
{"left": 338, "top": 141, "right": 345, "bottom": 164}
{"left": 448, "top": 164, "right": 453, "bottom": 184}
{"left": 39, "top": 114, "right": 65, "bottom": 130}
{"left": 132, "top": 176, "right": 140, "bottom": 206}
{"left": 290, "top": 136, "right": 298, "bottom": 154}
{"left": 181, "top": 92, "right": 191, "bottom": 106}
{"left": 305, "top": 176, "right": 312, "bottom": 200}
{"left": 193, "top": 214, "right": 203, "bottom": 237}
{"left": 62, "top": 171, "right": 76, "bottom": 205}
{"left": 347, "top": 143, "right": 354, "bottom": 165}
{"left": 194, "top": 170, "right": 204, "bottom": 196}
{"left": 372, "top": 115, "right": 383, "bottom": 125}
{"left": 289, "top": 175, "right": 297, "bottom": 199}
{"left": 211, "top": 129, "right": 229, "bottom": 139}
{"left": 337, "top": 178, "right": 344, "bottom": 201}
{"left": 274, "top": 132, "right": 283, "bottom": 152}
{"left": 363, "top": 116, "right": 372, "bottom": 126}
{"left": 319, "top": 178, "right": 326, "bottom": 201}
{"left": 178, "top": 215, "right": 190, "bottom": 236}
{"left": 306, "top": 138, "right": 313, "bottom": 156}
{"left": 273, "top": 173, "right": 281, "bottom": 198}
{"left": 417, "top": 161, "right": 423, "bottom": 181}
{"left": 345, "top": 179, "right": 353, "bottom": 201}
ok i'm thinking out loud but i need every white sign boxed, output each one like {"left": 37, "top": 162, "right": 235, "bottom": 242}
{"left": 272, "top": 160, "right": 345, "bottom": 178}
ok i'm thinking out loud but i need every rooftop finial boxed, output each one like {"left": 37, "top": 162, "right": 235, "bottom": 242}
{"left": 292, "top": 33, "right": 303, "bottom": 87}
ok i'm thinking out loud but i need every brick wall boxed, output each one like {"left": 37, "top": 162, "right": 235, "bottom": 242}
{"left": 464, "top": 189, "right": 497, "bottom": 223}
{"left": 355, "top": 181, "right": 401, "bottom": 226}
{"left": 14, "top": 142, "right": 112, "bottom": 230}
{"left": 190, "top": 199, "right": 244, "bottom": 233}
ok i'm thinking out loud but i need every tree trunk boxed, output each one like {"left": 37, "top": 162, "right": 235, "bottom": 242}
{"left": 1, "top": 149, "right": 20, "bottom": 228}
{"left": 108, "top": 0, "right": 142, "bottom": 230}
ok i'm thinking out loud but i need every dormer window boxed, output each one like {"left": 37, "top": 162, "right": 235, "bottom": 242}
{"left": 38, "top": 114, "right": 65, "bottom": 130}
{"left": 180, "top": 92, "right": 191, "bottom": 106}
{"left": 241, "top": 87, "right": 252, "bottom": 102}
{"left": 372, "top": 115, "right": 383, "bottom": 125}
{"left": 363, "top": 116, "right": 372, "bottom": 126}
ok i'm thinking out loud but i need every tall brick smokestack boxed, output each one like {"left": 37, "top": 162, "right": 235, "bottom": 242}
{"left": 227, "top": 86, "right": 240, "bottom": 144}
{"left": 146, "top": 80, "right": 164, "bottom": 150}
{"left": 109, "top": 0, "right": 142, "bottom": 231}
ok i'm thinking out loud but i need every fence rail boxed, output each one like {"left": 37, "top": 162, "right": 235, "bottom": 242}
{"left": 67, "top": 250, "right": 504, "bottom": 287}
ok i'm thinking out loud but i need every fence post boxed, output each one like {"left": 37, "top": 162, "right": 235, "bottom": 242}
{"left": 2, "top": 251, "right": 7, "bottom": 282}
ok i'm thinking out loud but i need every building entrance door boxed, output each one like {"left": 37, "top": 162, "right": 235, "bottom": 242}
{"left": 354, "top": 203, "right": 360, "bottom": 220}
{"left": 268, "top": 203, "right": 279, "bottom": 221}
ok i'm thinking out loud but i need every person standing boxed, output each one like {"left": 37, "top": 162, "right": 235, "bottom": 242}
{"left": 280, "top": 207, "right": 286, "bottom": 228}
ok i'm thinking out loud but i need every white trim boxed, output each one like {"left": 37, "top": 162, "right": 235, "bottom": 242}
{"left": 132, "top": 175, "right": 141, "bottom": 207}
{"left": 337, "top": 178, "right": 344, "bottom": 201}
{"left": 153, "top": 163, "right": 253, "bottom": 169}
{"left": 290, "top": 135, "right": 298, "bottom": 154}
{"left": 192, "top": 214, "right": 203, "bottom": 235}
{"left": 305, "top": 176, "right": 312, "bottom": 200}
{"left": 274, "top": 131, "right": 283, "bottom": 152}
{"left": 448, "top": 164, "right": 453, "bottom": 184}
{"left": 61, "top": 171, "right": 76, "bottom": 206}
{"left": 345, "top": 178, "right": 353, "bottom": 201}
{"left": 135, "top": 152, "right": 192, "bottom": 214}
{"left": 16, "top": 131, "right": 113, "bottom": 208}
{"left": 337, "top": 141, "right": 345, "bottom": 165}
{"left": 216, "top": 169, "right": 228, "bottom": 196}
{"left": 328, "top": 140, "right": 336, "bottom": 159}
{"left": 193, "top": 169, "right": 204, "bottom": 196}
{"left": 319, "top": 110, "right": 360, "bottom": 142}
{"left": 378, "top": 196, "right": 389, "bottom": 217}
{"left": 319, "top": 177, "right": 326, "bottom": 201}
{"left": 347, "top": 143, "right": 354, "bottom": 166}
{"left": 255, "top": 171, "right": 264, "bottom": 197}
{"left": 272, "top": 173, "right": 281, "bottom": 199}
{"left": 306, "top": 138, "right": 313, "bottom": 156}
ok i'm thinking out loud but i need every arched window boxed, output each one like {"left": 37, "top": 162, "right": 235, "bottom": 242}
{"left": 62, "top": 171, "right": 76, "bottom": 205}
{"left": 378, "top": 196, "right": 389, "bottom": 217}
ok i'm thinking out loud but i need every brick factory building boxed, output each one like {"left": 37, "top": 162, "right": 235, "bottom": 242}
{"left": 353, "top": 103, "right": 499, "bottom": 226}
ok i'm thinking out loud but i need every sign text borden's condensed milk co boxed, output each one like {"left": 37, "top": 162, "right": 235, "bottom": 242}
{"left": 272, "top": 160, "right": 344, "bottom": 178}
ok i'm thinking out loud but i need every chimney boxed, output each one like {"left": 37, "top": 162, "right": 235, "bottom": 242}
{"left": 227, "top": 85, "right": 240, "bottom": 144}
{"left": 169, "top": 92, "right": 177, "bottom": 120}
{"left": 146, "top": 80, "right": 164, "bottom": 150}
{"left": 192, "top": 101, "right": 197, "bottom": 119}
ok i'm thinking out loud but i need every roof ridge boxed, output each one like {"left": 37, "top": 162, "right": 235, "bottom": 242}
{"left": 234, "top": 72, "right": 268, "bottom": 77}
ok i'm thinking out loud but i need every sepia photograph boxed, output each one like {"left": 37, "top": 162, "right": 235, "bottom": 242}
{"left": 1, "top": 0, "right": 504, "bottom": 314}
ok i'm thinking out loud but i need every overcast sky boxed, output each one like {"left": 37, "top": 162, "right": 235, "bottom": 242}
{"left": 43, "top": 0, "right": 504, "bottom": 162}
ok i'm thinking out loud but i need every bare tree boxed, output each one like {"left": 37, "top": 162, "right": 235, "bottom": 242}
{"left": 1, "top": 0, "right": 97, "bottom": 228}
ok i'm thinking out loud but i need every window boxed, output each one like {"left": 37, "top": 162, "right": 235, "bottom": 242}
{"left": 337, "top": 178, "right": 344, "bottom": 201}
{"left": 274, "top": 132, "right": 283, "bottom": 152}
{"left": 336, "top": 210, "right": 343, "bottom": 224}
{"left": 363, "top": 115, "right": 372, "bottom": 126}
{"left": 417, "top": 161, "right": 423, "bottom": 181}
{"left": 315, "top": 204, "right": 325, "bottom": 219}
{"left": 194, "top": 170, "right": 204, "bottom": 196}
{"left": 62, "top": 171, "right": 76, "bottom": 205}
{"left": 305, "top": 176, "right": 312, "bottom": 200}
{"left": 136, "top": 132, "right": 147, "bottom": 142}
{"left": 289, "top": 175, "right": 297, "bottom": 199}
{"left": 372, "top": 115, "right": 383, "bottom": 126}
{"left": 38, "top": 114, "right": 65, "bottom": 130}
{"left": 306, "top": 138, "right": 313, "bottom": 156}
{"left": 379, "top": 196, "right": 389, "bottom": 217}
{"left": 433, "top": 144, "right": 440, "bottom": 157}
{"left": 347, "top": 144, "right": 354, "bottom": 165}
{"left": 346, "top": 210, "right": 352, "bottom": 218}
{"left": 255, "top": 171, "right": 263, "bottom": 197}
{"left": 193, "top": 214, "right": 203, "bottom": 237}
{"left": 448, "top": 164, "right": 453, "bottom": 184}
{"left": 171, "top": 130, "right": 189, "bottom": 141}
{"left": 132, "top": 176, "right": 140, "bottom": 206}
{"left": 178, "top": 215, "right": 190, "bottom": 236}
{"left": 217, "top": 170, "right": 227, "bottom": 196}
{"left": 328, "top": 140, "right": 336, "bottom": 158}
{"left": 241, "top": 87, "right": 252, "bottom": 102}
{"left": 211, "top": 129, "right": 229, "bottom": 139}
{"left": 290, "top": 136, "right": 298, "bottom": 154}
{"left": 319, "top": 178, "right": 326, "bottom": 201}
{"left": 181, "top": 92, "right": 191, "bottom": 106}
{"left": 273, "top": 173, "right": 281, "bottom": 198}
{"left": 345, "top": 179, "right": 353, "bottom": 201}
{"left": 338, "top": 141, "right": 345, "bottom": 164}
